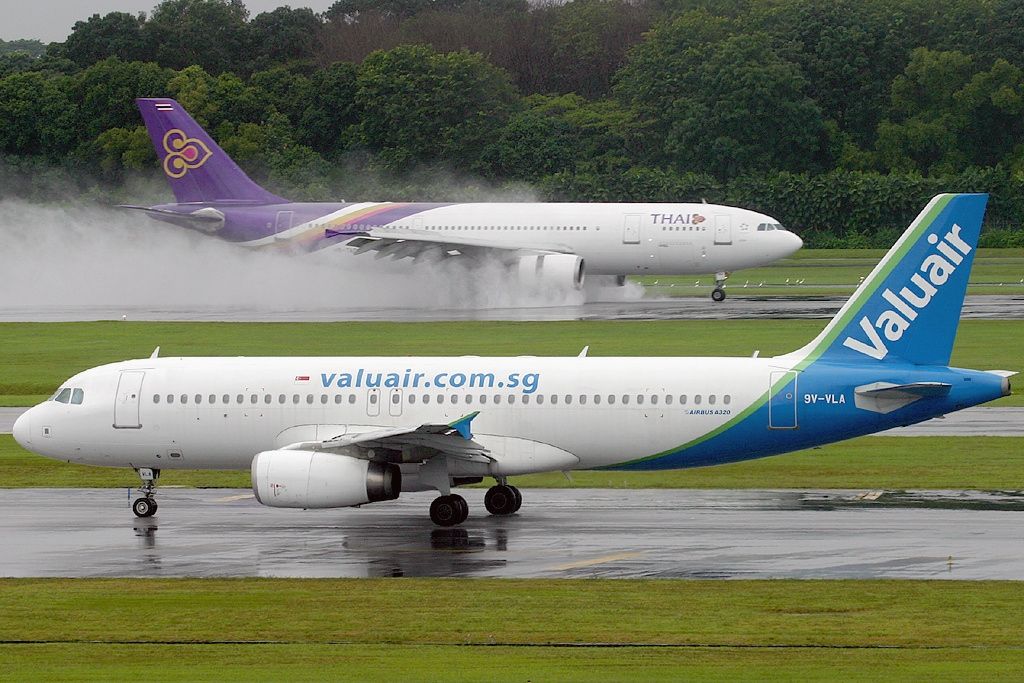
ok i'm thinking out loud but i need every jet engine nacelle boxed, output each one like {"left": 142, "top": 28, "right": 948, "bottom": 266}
{"left": 517, "top": 254, "right": 585, "bottom": 290}
{"left": 251, "top": 450, "right": 401, "bottom": 508}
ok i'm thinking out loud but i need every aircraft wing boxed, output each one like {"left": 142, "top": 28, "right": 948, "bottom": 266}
{"left": 335, "top": 226, "right": 573, "bottom": 262}
{"left": 279, "top": 411, "right": 492, "bottom": 463}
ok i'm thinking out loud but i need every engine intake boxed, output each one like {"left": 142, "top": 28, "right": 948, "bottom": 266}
{"left": 517, "top": 254, "right": 585, "bottom": 290}
{"left": 251, "top": 450, "right": 401, "bottom": 509}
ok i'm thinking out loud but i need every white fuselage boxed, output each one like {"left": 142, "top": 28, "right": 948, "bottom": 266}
{"left": 245, "top": 202, "right": 803, "bottom": 276}
{"left": 18, "top": 355, "right": 775, "bottom": 475}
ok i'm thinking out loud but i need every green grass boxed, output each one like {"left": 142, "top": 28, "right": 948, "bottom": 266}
{"left": 2, "top": 319, "right": 1021, "bottom": 405}
{"left": 4, "top": 434, "right": 1022, "bottom": 490}
{"left": 638, "top": 247, "right": 1024, "bottom": 296}
{"left": 2, "top": 578, "right": 1024, "bottom": 680}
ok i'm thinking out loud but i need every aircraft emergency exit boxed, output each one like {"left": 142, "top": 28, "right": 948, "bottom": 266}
{"left": 122, "top": 98, "right": 802, "bottom": 300}
{"left": 14, "top": 195, "right": 1011, "bottom": 526}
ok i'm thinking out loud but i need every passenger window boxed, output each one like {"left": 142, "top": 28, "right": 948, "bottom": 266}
{"left": 222, "top": 394, "right": 229, "bottom": 404}
{"left": 279, "top": 394, "right": 286, "bottom": 404}
{"left": 320, "top": 395, "right": 328, "bottom": 405}
{"left": 564, "top": 395, "right": 572, "bottom": 405}
{"left": 508, "top": 395, "right": 516, "bottom": 404}
{"left": 236, "top": 394, "right": 243, "bottom": 404}
{"left": 665, "top": 395, "right": 673, "bottom": 405}
{"left": 622, "top": 395, "right": 630, "bottom": 405}
{"left": 451, "top": 395, "right": 459, "bottom": 404}
{"left": 465, "top": 395, "right": 473, "bottom": 405}
{"left": 709, "top": 395, "right": 716, "bottom": 405}
{"left": 392, "top": 393, "right": 400, "bottom": 405}
{"left": 423, "top": 394, "right": 431, "bottom": 404}
{"left": 537, "top": 395, "right": 545, "bottom": 405}
{"left": 209, "top": 394, "right": 216, "bottom": 404}
{"left": 694, "top": 395, "right": 702, "bottom": 405}
{"left": 181, "top": 394, "right": 188, "bottom": 404}
{"left": 264, "top": 395, "right": 271, "bottom": 404}
{"left": 409, "top": 394, "right": 416, "bottom": 404}
{"left": 594, "top": 394, "right": 601, "bottom": 405}
{"left": 167, "top": 394, "right": 174, "bottom": 404}
{"left": 348, "top": 395, "right": 356, "bottom": 404}
{"left": 71, "top": 389, "right": 84, "bottom": 405}
{"left": 306, "top": 394, "right": 313, "bottom": 404}
{"left": 480, "top": 395, "right": 487, "bottom": 404}
{"left": 437, "top": 395, "right": 444, "bottom": 404}
{"left": 153, "top": 394, "right": 160, "bottom": 404}
{"left": 549, "top": 394, "right": 557, "bottom": 405}
{"left": 579, "top": 395, "right": 587, "bottom": 405}
{"left": 651, "top": 395, "right": 658, "bottom": 405}
{"left": 679, "top": 395, "right": 687, "bottom": 404}
{"left": 334, "top": 395, "right": 342, "bottom": 404}
{"left": 251, "top": 394, "right": 258, "bottom": 404}
{"left": 292, "top": 394, "right": 300, "bottom": 404}
{"left": 724, "top": 395, "right": 731, "bottom": 405}
{"left": 636, "top": 394, "right": 644, "bottom": 405}
{"left": 608, "top": 395, "right": 615, "bottom": 405}
{"left": 195, "top": 394, "right": 202, "bottom": 404}
{"left": 369, "top": 394, "right": 378, "bottom": 405}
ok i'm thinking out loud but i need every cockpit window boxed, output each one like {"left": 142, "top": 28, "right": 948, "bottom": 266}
{"left": 54, "top": 388, "right": 72, "bottom": 404}
{"left": 756, "top": 223, "right": 766, "bottom": 231}
{"left": 71, "top": 388, "right": 84, "bottom": 405}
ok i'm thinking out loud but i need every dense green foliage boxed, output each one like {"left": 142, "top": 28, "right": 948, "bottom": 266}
{"left": 4, "top": 0, "right": 1024, "bottom": 245}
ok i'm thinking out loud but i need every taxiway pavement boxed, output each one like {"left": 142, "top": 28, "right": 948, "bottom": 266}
{"left": 1, "top": 488, "right": 1021, "bottom": 579}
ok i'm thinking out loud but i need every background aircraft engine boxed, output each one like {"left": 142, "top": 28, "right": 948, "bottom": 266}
{"left": 251, "top": 450, "right": 401, "bottom": 508}
{"left": 517, "top": 254, "right": 585, "bottom": 289}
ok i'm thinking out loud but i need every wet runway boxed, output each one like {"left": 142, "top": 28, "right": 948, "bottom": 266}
{"left": 6, "top": 406, "right": 1024, "bottom": 436}
{"left": 1, "top": 488, "right": 1022, "bottom": 579}
{"left": 3, "top": 294, "right": 1024, "bottom": 322}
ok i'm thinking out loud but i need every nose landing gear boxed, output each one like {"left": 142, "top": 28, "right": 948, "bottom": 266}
{"left": 132, "top": 467, "right": 160, "bottom": 518}
{"left": 711, "top": 271, "right": 729, "bottom": 302}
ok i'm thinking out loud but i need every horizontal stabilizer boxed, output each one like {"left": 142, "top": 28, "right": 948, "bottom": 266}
{"left": 118, "top": 205, "right": 223, "bottom": 223}
{"left": 854, "top": 381, "right": 951, "bottom": 414}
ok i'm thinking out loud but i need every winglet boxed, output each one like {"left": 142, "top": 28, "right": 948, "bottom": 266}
{"left": 578, "top": 346, "right": 589, "bottom": 358}
{"left": 150, "top": 347, "right": 160, "bottom": 359}
{"left": 448, "top": 411, "right": 480, "bottom": 440}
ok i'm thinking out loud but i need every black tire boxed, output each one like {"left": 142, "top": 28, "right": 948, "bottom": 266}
{"left": 429, "top": 495, "right": 462, "bottom": 527}
{"left": 510, "top": 485, "right": 523, "bottom": 512}
{"left": 451, "top": 494, "right": 469, "bottom": 524}
{"left": 484, "top": 485, "right": 516, "bottom": 515}
{"left": 711, "top": 287, "right": 726, "bottom": 302}
{"left": 132, "top": 498, "right": 155, "bottom": 518}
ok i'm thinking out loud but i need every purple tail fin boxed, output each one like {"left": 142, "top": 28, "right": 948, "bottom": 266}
{"left": 136, "top": 98, "right": 286, "bottom": 205}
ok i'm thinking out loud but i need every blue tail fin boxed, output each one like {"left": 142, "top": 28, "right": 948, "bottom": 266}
{"left": 794, "top": 193, "right": 988, "bottom": 366}
{"left": 136, "top": 98, "right": 286, "bottom": 205}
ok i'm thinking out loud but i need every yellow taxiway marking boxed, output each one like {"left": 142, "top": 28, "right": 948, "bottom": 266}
{"left": 214, "top": 493, "right": 255, "bottom": 503}
{"left": 549, "top": 551, "right": 645, "bottom": 572}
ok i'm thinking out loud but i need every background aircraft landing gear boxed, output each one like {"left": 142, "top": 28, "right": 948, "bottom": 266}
{"left": 711, "top": 271, "right": 729, "bottom": 302}
{"left": 615, "top": 275, "right": 627, "bottom": 287}
{"left": 132, "top": 467, "right": 160, "bottom": 518}
{"left": 484, "top": 484, "right": 522, "bottom": 516}
{"left": 430, "top": 494, "right": 469, "bottom": 526}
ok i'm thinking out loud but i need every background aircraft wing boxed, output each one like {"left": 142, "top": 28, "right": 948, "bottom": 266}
{"left": 338, "top": 226, "right": 574, "bottom": 262}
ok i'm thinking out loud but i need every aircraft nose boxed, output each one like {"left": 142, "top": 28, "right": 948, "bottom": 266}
{"left": 12, "top": 409, "right": 31, "bottom": 448}
{"left": 783, "top": 230, "right": 803, "bottom": 256}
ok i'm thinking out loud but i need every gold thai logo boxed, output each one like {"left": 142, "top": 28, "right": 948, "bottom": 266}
{"left": 162, "top": 128, "right": 212, "bottom": 178}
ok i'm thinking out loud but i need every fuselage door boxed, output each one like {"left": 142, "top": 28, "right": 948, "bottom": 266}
{"left": 768, "top": 370, "right": 798, "bottom": 429}
{"left": 275, "top": 211, "right": 294, "bottom": 239}
{"left": 366, "top": 388, "right": 380, "bottom": 417}
{"left": 623, "top": 214, "right": 641, "bottom": 244}
{"left": 113, "top": 370, "right": 145, "bottom": 429}
{"left": 388, "top": 389, "right": 403, "bottom": 417}
{"left": 714, "top": 214, "right": 733, "bottom": 245}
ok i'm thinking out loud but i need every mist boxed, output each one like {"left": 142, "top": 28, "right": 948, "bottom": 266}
{"left": 0, "top": 200, "right": 643, "bottom": 321}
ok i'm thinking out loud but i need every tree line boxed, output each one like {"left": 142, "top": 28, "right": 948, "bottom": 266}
{"left": 2, "top": 0, "right": 1024, "bottom": 246}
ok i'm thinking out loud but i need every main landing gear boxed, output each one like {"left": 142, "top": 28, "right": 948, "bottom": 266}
{"left": 711, "top": 271, "right": 729, "bottom": 302}
{"left": 132, "top": 467, "right": 160, "bottom": 518}
{"left": 427, "top": 482, "right": 523, "bottom": 526}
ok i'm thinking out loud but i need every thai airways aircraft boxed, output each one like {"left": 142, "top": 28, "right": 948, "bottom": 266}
{"left": 14, "top": 194, "right": 1012, "bottom": 526}
{"left": 122, "top": 98, "right": 802, "bottom": 300}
